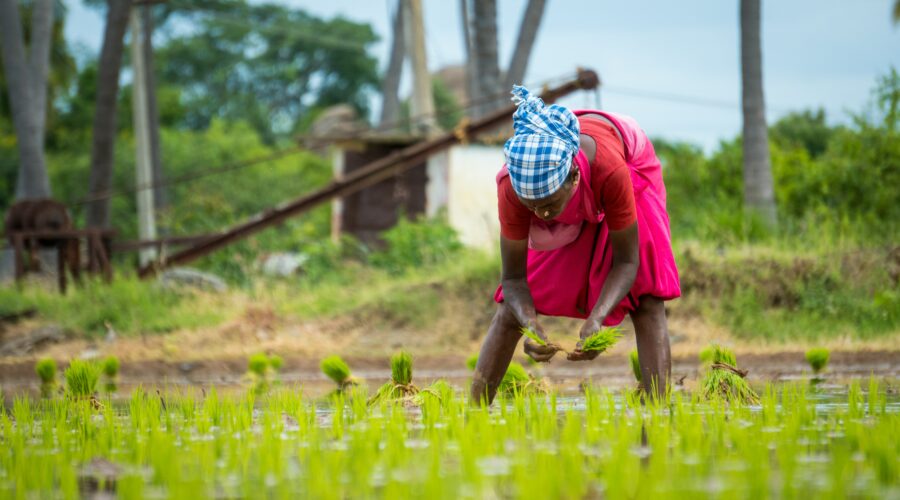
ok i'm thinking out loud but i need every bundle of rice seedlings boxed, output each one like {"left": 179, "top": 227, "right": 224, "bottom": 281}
{"left": 102, "top": 356, "right": 120, "bottom": 393}
{"left": 268, "top": 354, "right": 285, "bottom": 373}
{"left": 413, "top": 379, "right": 454, "bottom": 406}
{"left": 369, "top": 351, "right": 419, "bottom": 405}
{"left": 65, "top": 360, "right": 102, "bottom": 407}
{"left": 467, "top": 355, "right": 546, "bottom": 397}
{"left": 629, "top": 349, "right": 642, "bottom": 383}
{"left": 321, "top": 355, "right": 358, "bottom": 390}
{"left": 699, "top": 344, "right": 759, "bottom": 405}
{"left": 805, "top": 348, "right": 829, "bottom": 375}
{"left": 35, "top": 358, "right": 57, "bottom": 398}
{"left": 580, "top": 327, "right": 622, "bottom": 353}
{"left": 247, "top": 353, "right": 271, "bottom": 394}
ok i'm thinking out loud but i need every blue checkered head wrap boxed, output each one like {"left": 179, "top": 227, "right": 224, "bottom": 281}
{"left": 503, "top": 85, "right": 580, "bottom": 200}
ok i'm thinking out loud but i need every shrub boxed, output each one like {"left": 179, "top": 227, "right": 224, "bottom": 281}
{"left": 370, "top": 215, "right": 462, "bottom": 273}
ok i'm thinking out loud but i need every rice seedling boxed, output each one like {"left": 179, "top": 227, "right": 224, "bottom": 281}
{"left": 466, "top": 355, "right": 546, "bottom": 396}
{"left": 629, "top": 349, "right": 641, "bottom": 383}
{"left": 102, "top": 356, "right": 120, "bottom": 393}
{"left": 247, "top": 353, "right": 272, "bottom": 394}
{"left": 321, "top": 355, "right": 358, "bottom": 392}
{"left": 34, "top": 358, "right": 57, "bottom": 398}
{"left": 268, "top": 354, "right": 284, "bottom": 372}
{"left": 699, "top": 344, "right": 759, "bottom": 404}
{"left": 580, "top": 327, "right": 622, "bottom": 353}
{"left": 369, "top": 350, "right": 419, "bottom": 405}
{"left": 0, "top": 377, "right": 898, "bottom": 498}
{"left": 64, "top": 360, "right": 100, "bottom": 400}
{"left": 805, "top": 348, "right": 830, "bottom": 375}
{"left": 520, "top": 326, "right": 547, "bottom": 345}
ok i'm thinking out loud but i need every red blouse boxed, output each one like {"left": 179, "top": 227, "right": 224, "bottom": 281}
{"left": 498, "top": 116, "right": 637, "bottom": 240}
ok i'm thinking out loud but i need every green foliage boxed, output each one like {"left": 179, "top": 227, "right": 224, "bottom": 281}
{"left": 64, "top": 360, "right": 100, "bottom": 398}
{"left": 629, "top": 350, "right": 642, "bottom": 383}
{"left": 101, "top": 356, "right": 120, "bottom": 378}
{"left": 34, "top": 358, "right": 57, "bottom": 385}
{"left": 154, "top": 1, "right": 379, "bottom": 141}
{"left": 805, "top": 348, "right": 830, "bottom": 374}
{"left": 321, "top": 355, "right": 352, "bottom": 385}
{"left": 390, "top": 351, "right": 413, "bottom": 386}
{"left": 247, "top": 353, "right": 269, "bottom": 377}
{"left": 369, "top": 215, "right": 463, "bottom": 273}
{"left": 580, "top": 328, "right": 622, "bottom": 353}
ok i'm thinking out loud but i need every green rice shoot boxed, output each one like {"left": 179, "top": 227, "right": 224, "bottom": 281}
{"left": 629, "top": 349, "right": 642, "bottom": 383}
{"left": 269, "top": 354, "right": 284, "bottom": 372}
{"left": 805, "top": 348, "right": 830, "bottom": 374}
{"left": 35, "top": 358, "right": 56, "bottom": 385}
{"left": 64, "top": 360, "right": 100, "bottom": 398}
{"left": 580, "top": 327, "right": 622, "bottom": 353}
{"left": 321, "top": 355, "right": 353, "bottom": 386}
{"left": 699, "top": 344, "right": 759, "bottom": 405}
{"left": 369, "top": 350, "right": 418, "bottom": 405}
{"left": 102, "top": 356, "right": 120, "bottom": 378}
{"left": 391, "top": 350, "right": 413, "bottom": 385}
{"left": 520, "top": 327, "right": 546, "bottom": 345}
{"left": 247, "top": 353, "right": 269, "bottom": 377}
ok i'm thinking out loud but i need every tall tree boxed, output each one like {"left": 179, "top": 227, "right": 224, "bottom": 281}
{"left": 740, "top": 0, "right": 776, "bottom": 228}
{"left": 894, "top": 0, "right": 900, "bottom": 24}
{"left": 0, "top": 0, "right": 54, "bottom": 199}
{"left": 379, "top": 0, "right": 405, "bottom": 128}
{"left": 141, "top": 5, "right": 166, "bottom": 212}
{"left": 86, "top": 0, "right": 133, "bottom": 229}
{"left": 471, "top": 0, "right": 500, "bottom": 119}
{"left": 503, "top": 0, "right": 546, "bottom": 90}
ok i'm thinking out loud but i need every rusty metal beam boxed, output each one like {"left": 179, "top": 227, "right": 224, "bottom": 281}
{"left": 138, "top": 68, "right": 599, "bottom": 278}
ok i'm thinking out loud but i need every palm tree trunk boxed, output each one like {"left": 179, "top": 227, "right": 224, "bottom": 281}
{"left": 141, "top": 5, "right": 166, "bottom": 213}
{"left": 379, "top": 0, "right": 405, "bottom": 128}
{"left": 740, "top": 0, "right": 777, "bottom": 228}
{"left": 0, "top": 0, "right": 52, "bottom": 199}
{"left": 471, "top": 0, "right": 500, "bottom": 119}
{"left": 29, "top": 0, "right": 54, "bottom": 139}
{"left": 87, "top": 0, "right": 133, "bottom": 229}
{"left": 503, "top": 0, "right": 546, "bottom": 90}
{"left": 460, "top": 0, "right": 478, "bottom": 116}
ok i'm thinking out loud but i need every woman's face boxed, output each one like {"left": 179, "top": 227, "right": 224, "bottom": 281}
{"left": 517, "top": 167, "right": 579, "bottom": 221}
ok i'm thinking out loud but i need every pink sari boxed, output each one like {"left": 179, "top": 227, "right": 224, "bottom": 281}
{"left": 494, "top": 110, "right": 681, "bottom": 325}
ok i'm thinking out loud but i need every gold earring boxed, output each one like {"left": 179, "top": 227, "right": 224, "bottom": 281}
{"left": 543, "top": 210, "right": 550, "bottom": 217}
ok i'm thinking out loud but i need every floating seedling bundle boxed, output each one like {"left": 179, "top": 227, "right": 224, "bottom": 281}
{"left": 321, "top": 355, "right": 359, "bottom": 391}
{"left": 700, "top": 344, "right": 759, "bottom": 405}
{"left": 369, "top": 351, "right": 419, "bottom": 405}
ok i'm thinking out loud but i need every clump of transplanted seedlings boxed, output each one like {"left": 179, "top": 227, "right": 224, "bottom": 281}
{"left": 629, "top": 349, "right": 642, "bottom": 383}
{"left": 413, "top": 379, "right": 455, "bottom": 407}
{"left": 248, "top": 353, "right": 282, "bottom": 394}
{"left": 805, "top": 348, "right": 829, "bottom": 379}
{"left": 699, "top": 344, "right": 759, "bottom": 404}
{"left": 35, "top": 358, "right": 57, "bottom": 398}
{"left": 466, "top": 354, "right": 547, "bottom": 397}
{"left": 321, "top": 355, "right": 359, "bottom": 394}
{"left": 580, "top": 327, "right": 623, "bottom": 353}
{"left": 102, "top": 356, "right": 120, "bottom": 393}
{"left": 64, "top": 360, "right": 103, "bottom": 408}
{"left": 369, "top": 351, "right": 419, "bottom": 405}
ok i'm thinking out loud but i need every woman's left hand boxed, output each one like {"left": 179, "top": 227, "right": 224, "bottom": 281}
{"left": 567, "top": 315, "right": 605, "bottom": 361}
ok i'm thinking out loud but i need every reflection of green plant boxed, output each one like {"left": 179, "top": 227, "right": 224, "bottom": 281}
{"left": 65, "top": 360, "right": 100, "bottom": 398}
{"left": 629, "top": 350, "right": 642, "bottom": 383}
{"left": 581, "top": 328, "right": 622, "bottom": 353}
{"left": 805, "top": 348, "right": 830, "bottom": 374}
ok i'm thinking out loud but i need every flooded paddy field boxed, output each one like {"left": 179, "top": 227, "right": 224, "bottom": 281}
{"left": 2, "top": 377, "right": 898, "bottom": 499}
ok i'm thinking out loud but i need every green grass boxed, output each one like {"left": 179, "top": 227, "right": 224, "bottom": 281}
{"left": 1, "top": 379, "right": 898, "bottom": 498}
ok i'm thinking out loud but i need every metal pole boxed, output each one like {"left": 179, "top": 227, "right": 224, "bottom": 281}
{"left": 130, "top": 10, "right": 157, "bottom": 266}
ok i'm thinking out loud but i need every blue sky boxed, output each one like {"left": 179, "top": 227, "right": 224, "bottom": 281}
{"left": 65, "top": 0, "right": 900, "bottom": 151}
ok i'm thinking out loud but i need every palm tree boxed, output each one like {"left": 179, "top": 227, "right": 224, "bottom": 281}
{"left": 471, "top": 0, "right": 500, "bottom": 119}
{"left": 87, "top": 0, "right": 133, "bottom": 229}
{"left": 504, "top": 0, "right": 547, "bottom": 90}
{"left": 0, "top": 0, "right": 54, "bottom": 199}
{"left": 893, "top": 0, "right": 900, "bottom": 24}
{"left": 740, "top": 0, "right": 777, "bottom": 228}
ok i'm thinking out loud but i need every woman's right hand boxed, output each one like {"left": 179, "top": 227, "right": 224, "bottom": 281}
{"left": 521, "top": 320, "right": 559, "bottom": 362}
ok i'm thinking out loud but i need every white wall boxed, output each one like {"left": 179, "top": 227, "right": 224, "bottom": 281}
{"left": 440, "top": 144, "right": 504, "bottom": 252}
